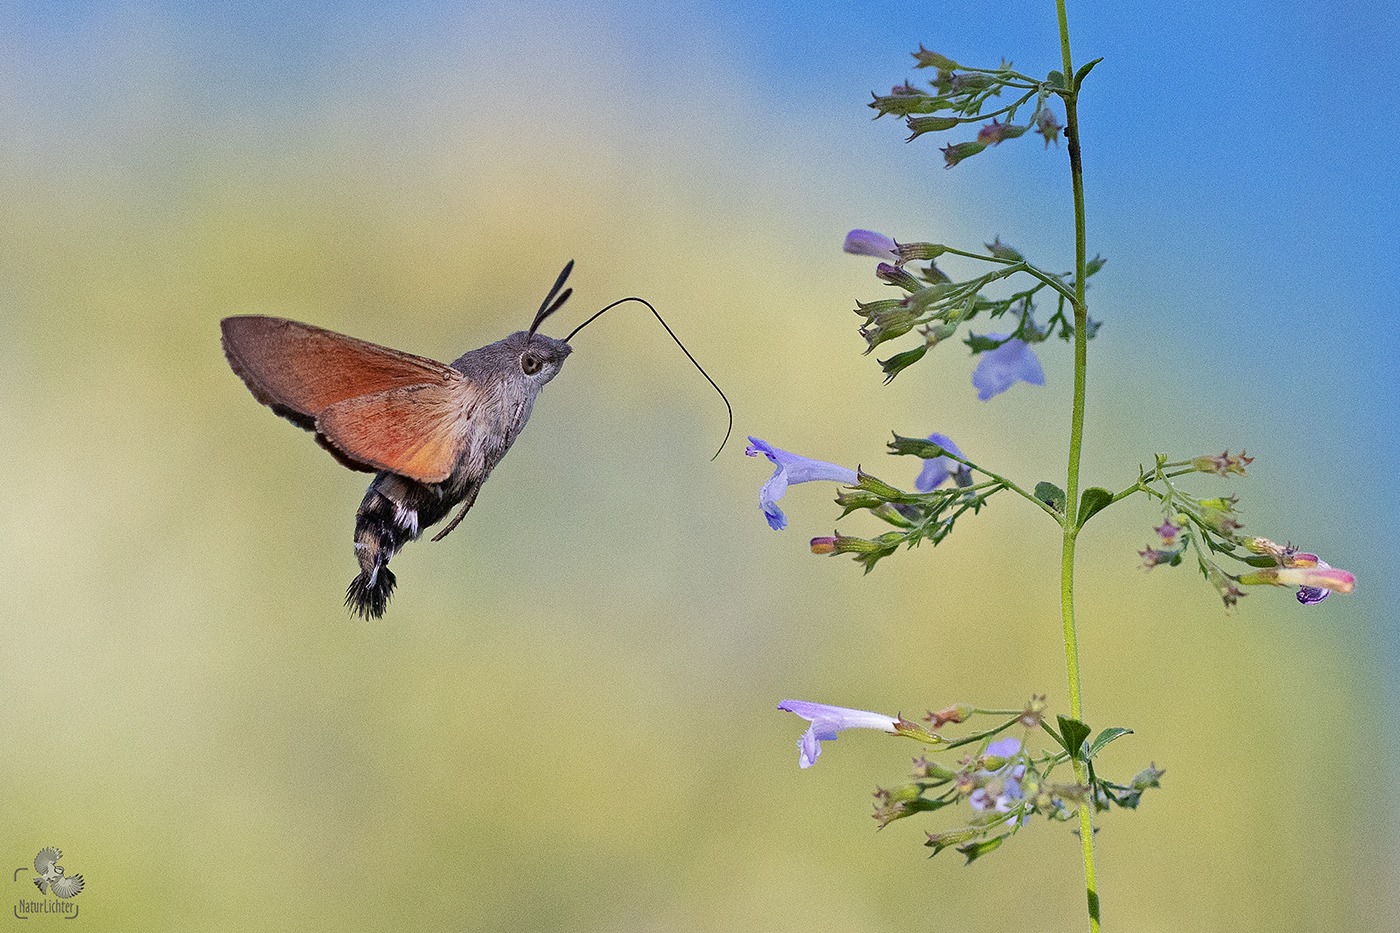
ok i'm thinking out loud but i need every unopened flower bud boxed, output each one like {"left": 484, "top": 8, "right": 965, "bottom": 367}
{"left": 1196, "top": 497, "right": 1243, "bottom": 538}
{"left": 1191, "top": 450, "right": 1254, "bottom": 476}
{"left": 925, "top": 827, "right": 981, "bottom": 850}
{"left": 906, "top": 116, "right": 960, "bottom": 140}
{"left": 1019, "top": 695, "right": 1048, "bottom": 728}
{"left": 1034, "top": 107, "right": 1062, "bottom": 147}
{"left": 1244, "top": 536, "right": 1287, "bottom": 559}
{"left": 872, "top": 784, "right": 927, "bottom": 829}
{"left": 894, "top": 241, "right": 947, "bottom": 262}
{"left": 1131, "top": 763, "right": 1165, "bottom": 791}
{"left": 943, "top": 72, "right": 993, "bottom": 93}
{"left": 809, "top": 532, "right": 879, "bottom": 555}
{"left": 876, "top": 262, "right": 922, "bottom": 291}
{"left": 911, "top": 756, "right": 958, "bottom": 781}
{"left": 1199, "top": 496, "right": 1238, "bottom": 512}
{"left": 912, "top": 46, "right": 960, "bottom": 70}
{"left": 927, "top": 703, "right": 974, "bottom": 727}
{"left": 1207, "top": 565, "right": 1245, "bottom": 608}
{"left": 857, "top": 300, "right": 920, "bottom": 348}
{"left": 1138, "top": 546, "right": 1177, "bottom": 570}
{"left": 1050, "top": 782, "right": 1091, "bottom": 805}
{"left": 976, "top": 119, "right": 1028, "bottom": 146}
{"left": 984, "top": 236, "right": 1024, "bottom": 261}
{"left": 921, "top": 261, "right": 952, "bottom": 284}
{"left": 940, "top": 140, "right": 986, "bottom": 168}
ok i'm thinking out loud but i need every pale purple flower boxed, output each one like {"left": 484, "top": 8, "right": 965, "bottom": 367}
{"left": 1236, "top": 554, "right": 1354, "bottom": 603}
{"left": 778, "top": 699, "right": 899, "bottom": 769}
{"left": 746, "top": 437, "right": 858, "bottom": 530}
{"left": 915, "top": 433, "right": 968, "bottom": 491}
{"left": 843, "top": 229, "right": 899, "bottom": 259}
{"left": 1294, "top": 560, "right": 1351, "bottom": 604}
{"left": 970, "top": 737, "right": 1026, "bottom": 820}
{"left": 972, "top": 335, "right": 1045, "bottom": 400}
{"left": 985, "top": 737, "right": 1021, "bottom": 758}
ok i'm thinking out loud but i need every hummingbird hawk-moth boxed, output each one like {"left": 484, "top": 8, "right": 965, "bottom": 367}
{"left": 221, "top": 262, "right": 728, "bottom": 619}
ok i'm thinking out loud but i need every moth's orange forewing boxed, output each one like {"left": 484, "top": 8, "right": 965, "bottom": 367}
{"left": 317, "top": 383, "right": 479, "bottom": 484}
{"left": 221, "top": 315, "right": 477, "bottom": 483}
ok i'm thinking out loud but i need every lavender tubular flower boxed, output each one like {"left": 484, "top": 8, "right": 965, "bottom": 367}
{"left": 969, "top": 738, "right": 1028, "bottom": 823}
{"left": 915, "top": 433, "right": 969, "bottom": 491}
{"left": 1237, "top": 559, "right": 1355, "bottom": 603}
{"left": 746, "top": 437, "right": 858, "bottom": 530}
{"left": 843, "top": 229, "right": 899, "bottom": 259}
{"left": 972, "top": 335, "right": 1046, "bottom": 400}
{"left": 777, "top": 700, "right": 900, "bottom": 769}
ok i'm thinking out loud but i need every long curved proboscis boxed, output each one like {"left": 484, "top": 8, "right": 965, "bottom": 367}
{"left": 527, "top": 260, "right": 575, "bottom": 338}
{"left": 565, "top": 296, "right": 734, "bottom": 460}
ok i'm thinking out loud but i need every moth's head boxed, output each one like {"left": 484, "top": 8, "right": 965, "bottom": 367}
{"left": 512, "top": 259, "right": 577, "bottom": 388}
{"left": 514, "top": 330, "right": 572, "bottom": 386}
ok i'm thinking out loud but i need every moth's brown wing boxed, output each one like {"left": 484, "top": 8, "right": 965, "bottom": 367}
{"left": 220, "top": 315, "right": 461, "bottom": 430}
{"left": 315, "top": 379, "right": 484, "bottom": 484}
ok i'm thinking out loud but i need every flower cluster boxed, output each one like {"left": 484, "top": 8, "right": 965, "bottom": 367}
{"left": 1136, "top": 453, "right": 1355, "bottom": 608}
{"left": 778, "top": 698, "right": 1159, "bottom": 863}
{"left": 866, "top": 47, "right": 1075, "bottom": 168}
{"left": 844, "top": 229, "right": 1100, "bottom": 390}
{"left": 746, "top": 431, "right": 1000, "bottom": 573}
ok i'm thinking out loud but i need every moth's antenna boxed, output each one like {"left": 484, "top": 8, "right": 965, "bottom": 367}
{"left": 528, "top": 260, "right": 575, "bottom": 338}
{"left": 565, "top": 297, "right": 734, "bottom": 460}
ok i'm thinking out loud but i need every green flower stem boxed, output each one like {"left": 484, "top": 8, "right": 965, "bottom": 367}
{"left": 938, "top": 715, "right": 1027, "bottom": 751}
{"left": 949, "top": 64, "right": 1042, "bottom": 86}
{"left": 938, "top": 94, "right": 1039, "bottom": 124}
{"left": 933, "top": 245, "right": 1023, "bottom": 264}
{"left": 1055, "top": 1, "right": 1100, "bottom": 931}
{"left": 928, "top": 250, "right": 1079, "bottom": 304}
{"left": 934, "top": 450, "right": 1066, "bottom": 524}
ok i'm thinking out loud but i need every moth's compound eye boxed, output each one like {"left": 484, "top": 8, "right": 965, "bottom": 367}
{"left": 520, "top": 352, "right": 544, "bottom": 375}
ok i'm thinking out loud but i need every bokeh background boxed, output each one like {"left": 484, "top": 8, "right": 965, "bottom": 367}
{"left": 3, "top": 1, "right": 1396, "bottom": 930}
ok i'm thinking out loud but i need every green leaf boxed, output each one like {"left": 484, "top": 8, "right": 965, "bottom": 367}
{"left": 1057, "top": 716, "right": 1091, "bottom": 760}
{"left": 1034, "top": 482, "right": 1066, "bottom": 514}
{"left": 1046, "top": 70, "right": 1067, "bottom": 90}
{"left": 1086, "top": 727, "right": 1133, "bottom": 760}
{"left": 1077, "top": 487, "right": 1113, "bottom": 528}
{"left": 958, "top": 834, "right": 1008, "bottom": 864}
{"left": 1073, "top": 57, "right": 1104, "bottom": 91}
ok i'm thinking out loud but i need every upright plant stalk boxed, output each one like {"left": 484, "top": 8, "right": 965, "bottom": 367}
{"left": 1054, "top": 2, "right": 1099, "bottom": 931}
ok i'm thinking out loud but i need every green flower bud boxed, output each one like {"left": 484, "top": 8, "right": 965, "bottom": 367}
{"left": 940, "top": 140, "right": 987, "bottom": 168}
{"left": 1131, "top": 764, "right": 1165, "bottom": 791}
{"left": 906, "top": 115, "right": 960, "bottom": 140}
{"left": 912, "top": 46, "right": 960, "bottom": 70}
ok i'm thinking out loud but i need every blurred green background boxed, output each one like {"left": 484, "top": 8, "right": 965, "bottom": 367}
{"left": 3, "top": 1, "right": 1396, "bottom": 930}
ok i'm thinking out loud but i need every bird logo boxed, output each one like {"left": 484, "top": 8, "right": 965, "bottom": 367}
{"left": 32, "top": 847, "right": 84, "bottom": 898}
